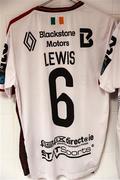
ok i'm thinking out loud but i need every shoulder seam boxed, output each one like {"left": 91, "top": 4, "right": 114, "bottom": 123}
{"left": 6, "top": 7, "right": 36, "bottom": 34}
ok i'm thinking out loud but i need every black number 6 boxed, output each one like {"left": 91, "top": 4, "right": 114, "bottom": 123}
{"left": 49, "top": 68, "right": 74, "bottom": 128}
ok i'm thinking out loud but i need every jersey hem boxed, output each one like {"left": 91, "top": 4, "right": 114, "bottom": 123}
{"left": 28, "top": 166, "right": 98, "bottom": 180}
{"left": 99, "top": 81, "right": 115, "bottom": 93}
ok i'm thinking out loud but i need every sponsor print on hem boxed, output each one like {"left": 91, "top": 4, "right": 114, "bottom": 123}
{"left": 41, "top": 135, "right": 94, "bottom": 162}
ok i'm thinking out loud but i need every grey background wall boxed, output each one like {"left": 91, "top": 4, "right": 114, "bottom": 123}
{"left": 0, "top": 0, "right": 120, "bottom": 179}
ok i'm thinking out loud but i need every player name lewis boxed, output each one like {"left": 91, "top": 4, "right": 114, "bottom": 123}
{"left": 44, "top": 51, "right": 75, "bottom": 66}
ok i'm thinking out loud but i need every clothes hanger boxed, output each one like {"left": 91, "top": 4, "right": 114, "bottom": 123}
{"left": 39, "top": 0, "right": 83, "bottom": 7}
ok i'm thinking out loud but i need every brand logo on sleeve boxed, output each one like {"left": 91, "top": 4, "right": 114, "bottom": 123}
{"left": 0, "top": 43, "right": 8, "bottom": 84}
{"left": 23, "top": 32, "right": 37, "bottom": 51}
{"left": 51, "top": 17, "right": 64, "bottom": 25}
{"left": 101, "top": 35, "right": 117, "bottom": 75}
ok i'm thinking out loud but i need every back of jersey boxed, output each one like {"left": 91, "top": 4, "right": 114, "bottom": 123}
{"left": 0, "top": 2, "right": 116, "bottom": 180}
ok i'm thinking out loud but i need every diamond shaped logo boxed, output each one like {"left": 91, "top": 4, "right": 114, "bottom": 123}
{"left": 24, "top": 32, "right": 37, "bottom": 51}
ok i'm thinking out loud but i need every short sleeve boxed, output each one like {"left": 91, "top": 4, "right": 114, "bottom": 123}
{"left": 0, "top": 28, "right": 16, "bottom": 97}
{"left": 99, "top": 23, "right": 120, "bottom": 93}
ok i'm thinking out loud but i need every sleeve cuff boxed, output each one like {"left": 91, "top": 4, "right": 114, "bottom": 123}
{"left": 0, "top": 84, "right": 5, "bottom": 92}
{"left": 99, "top": 79, "right": 115, "bottom": 93}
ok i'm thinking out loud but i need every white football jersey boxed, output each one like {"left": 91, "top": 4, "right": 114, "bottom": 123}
{"left": 0, "top": 2, "right": 116, "bottom": 180}
{"left": 99, "top": 23, "right": 120, "bottom": 177}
